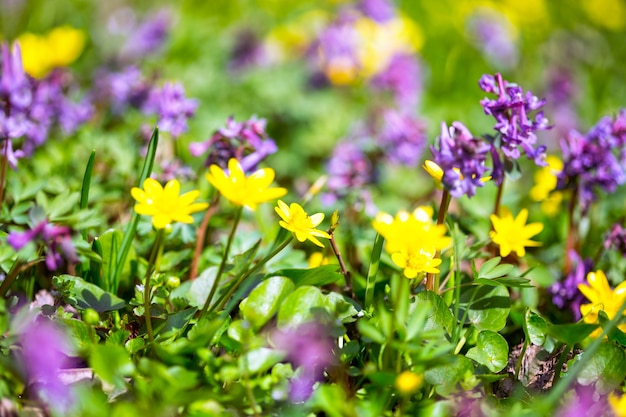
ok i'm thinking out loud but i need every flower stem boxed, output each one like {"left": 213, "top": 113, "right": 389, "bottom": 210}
{"left": 213, "top": 236, "right": 293, "bottom": 314}
{"left": 144, "top": 229, "right": 165, "bottom": 343}
{"left": 564, "top": 186, "right": 579, "bottom": 275}
{"left": 328, "top": 232, "right": 353, "bottom": 299}
{"left": 0, "top": 258, "right": 44, "bottom": 297}
{"left": 189, "top": 194, "right": 220, "bottom": 281}
{"left": 493, "top": 178, "right": 505, "bottom": 218}
{"left": 426, "top": 190, "right": 451, "bottom": 293}
{"left": 199, "top": 207, "right": 243, "bottom": 318}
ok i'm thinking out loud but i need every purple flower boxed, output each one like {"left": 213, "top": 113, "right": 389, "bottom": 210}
{"left": 557, "top": 113, "right": 626, "bottom": 210}
{"left": 549, "top": 250, "right": 592, "bottom": 320}
{"left": 7, "top": 219, "right": 77, "bottom": 270}
{"left": 326, "top": 139, "right": 375, "bottom": 195}
{"left": 358, "top": 0, "right": 396, "bottom": 23}
{"left": 480, "top": 73, "right": 550, "bottom": 183}
{"left": 272, "top": 323, "right": 336, "bottom": 402}
{"left": 189, "top": 115, "right": 277, "bottom": 172}
{"left": 142, "top": 81, "right": 197, "bottom": 138}
{"left": 20, "top": 318, "right": 75, "bottom": 413}
{"left": 430, "top": 121, "right": 490, "bottom": 198}
{"left": 120, "top": 10, "right": 171, "bottom": 60}
{"left": 310, "top": 14, "right": 361, "bottom": 83}
{"left": 603, "top": 223, "right": 626, "bottom": 256}
{"left": 228, "top": 30, "right": 270, "bottom": 72}
{"left": 377, "top": 109, "right": 426, "bottom": 167}
{"left": 557, "top": 385, "right": 608, "bottom": 417}
{"left": 97, "top": 66, "right": 152, "bottom": 114}
{"left": 467, "top": 9, "right": 518, "bottom": 70}
{"left": 370, "top": 53, "right": 421, "bottom": 110}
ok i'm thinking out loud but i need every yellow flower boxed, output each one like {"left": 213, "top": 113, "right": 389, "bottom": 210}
{"left": 18, "top": 26, "right": 85, "bottom": 78}
{"left": 489, "top": 208, "right": 543, "bottom": 257}
{"left": 530, "top": 155, "right": 563, "bottom": 216}
{"left": 578, "top": 270, "right": 626, "bottom": 338}
{"left": 275, "top": 200, "right": 331, "bottom": 247}
{"left": 609, "top": 392, "right": 626, "bottom": 417}
{"left": 395, "top": 371, "right": 423, "bottom": 395}
{"left": 131, "top": 178, "right": 208, "bottom": 229}
{"left": 308, "top": 252, "right": 330, "bottom": 268}
{"left": 372, "top": 206, "right": 450, "bottom": 277}
{"left": 205, "top": 159, "right": 287, "bottom": 210}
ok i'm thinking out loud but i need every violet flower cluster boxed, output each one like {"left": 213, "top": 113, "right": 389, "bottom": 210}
{"left": 479, "top": 73, "right": 550, "bottom": 184}
{"left": 272, "top": 323, "right": 336, "bottom": 402}
{"left": 430, "top": 121, "right": 490, "bottom": 198}
{"left": 466, "top": 9, "right": 518, "bottom": 70}
{"left": 549, "top": 250, "right": 592, "bottom": 320}
{"left": 604, "top": 223, "right": 626, "bottom": 257}
{"left": 97, "top": 66, "right": 197, "bottom": 138}
{"left": 7, "top": 218, "right": 77, "bottom": 270}
{"left": 119, "top": 9, "right": 171, "bottom": 61}
{"left": 0, "top": 42, "right": 93, "bottom": 168}
{"left": 557, "top": 110, "right": 626, "bottom": 210}
{"left": 189, "top": 115, "right": 277, "bottom": 172}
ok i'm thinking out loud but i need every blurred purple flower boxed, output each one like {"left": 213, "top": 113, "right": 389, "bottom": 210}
{"left": 326, "top": 139, "right": 375, "bottom": 195}
{"left": 142, "top": 81, "right": 197, "bottom": 138}
{"left": 310, "top": 14, "right": 361, "bottom": 83}
{"left": 189, "top": 115, "right": 277, "bottom": 172}
{"left": 228, "top": 30, "right": 270, "bottom": 72}
{"left": 557, "top": 385, "right": 608, "bottom": 417}
{"left": 120, "top": 10, "right": 171, "bottom": 60}
{"left": 430, "top": 121, "right": 490, "bottom": 198}
{"left": 378, "top": 109, "right": 426, "bottom": 167}
{"left": 97, "top": 66, "right": 152, "bottom": 114}
{"left": 20, "top": 318, "right": 75, "bottom": 413}
{"left": 467, "top": 9, "right": 518, "bottom": 70}
{"left": 479, "top": 73, "right": 550, "bottom": 183}
{"left": 557, "top": 113, "right": 626, "bottom": 211}
{"left": 272, "top": 323, "right": 336, "bottom": 402}
{"left": 7, "top": 219, "right": 77, "bottom": 270}
{"left": 358, "top": 0, "right": 396, "bottom": 23}
{"left": 550, "top": 250, "right": 592, "bottom": 320}
{"left": 604, "top": 223, "right": 626, "bottom": 256}
{"left": 371, "top": 53, "right": 421, "bottom": 110}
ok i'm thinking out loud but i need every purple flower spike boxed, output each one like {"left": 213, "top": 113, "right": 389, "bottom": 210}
{"left": 549, "top": 250, "right": 591, "bottom": 320}
{"left": 121, "top": 9, "right": 171, "bottom": 60}
{"left": 431, "top": 121, "right": 490, "bottom": 198}
{"left": 272, "top": 323, "right": 336, "bottom": 402}
{"left": 358, "top": 0, "right": 396, "bottom": 23}
{"left": 8, "top": 219, "right": 77, "bottom": 271}
{"left": 20, "top": 318, "right": 75, "bottom": 413}
{"left": 479, "top": 73, "right": 551, "bottom": 182}
{"left": 142, "top": 81, "right": 197, "bottom": 138}
{"left": 371, "top": 53, "right": 422, "bottom": 111}
{"left": 378, "top": 109, "right": 426, "bottom": 167}
{"left": 189, "top": 115, "right": 277, "bottom": 172}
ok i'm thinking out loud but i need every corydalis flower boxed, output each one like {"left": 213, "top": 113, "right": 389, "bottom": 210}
{"left": 466, "top": 9, "right": 518, "bottom": 70}
{"left": 373, "top": 206, "right": 450, "bottom": 278}
{"left": 190, "top": 115, "right": 277, "bottom": 173}
{"left": 430, "top": 121, "right": 490, "bottom": 198}
{"left": 578, "top": 270, "right": 626, "bottom": 338}
{"left": 142, "top": 81, "right": 197, "bottom": 138}
{"left": 7, "top": 218, "right": 77, "bottom": 270}
{"left": 275, "top": 200, "right": 330, "bottom": 247}
{"left": 206, "top": 158, "right": 286, "bottom": 210}
{"left": 120, "top": 9, "right": 170, "bottom": 60}
{"left": 549, "top": 250, "right": 592, "bottom": 320}
{"left": 371, "top": 53, "right": 421, "bottom": 110}
{"left": 480, "top": 73, "right": 550, "bottom": 183}
{"left": 131, "top": 178, "right": 208, "bottom": 229}
{"left": 489, "top": 208, "right": 543, "bottom": 257}
{"left": 378, "top": 109, "right": 426, "bottom": 167}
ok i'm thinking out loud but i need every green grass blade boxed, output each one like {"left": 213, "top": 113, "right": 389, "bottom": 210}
{"left": 364, "top": 233, "right": 384, "bottom": 309}
{"left": 79, "top": 150, "right": 96, "bottom": 240}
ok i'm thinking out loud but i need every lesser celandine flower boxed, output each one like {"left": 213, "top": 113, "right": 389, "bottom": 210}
{"left": 131, "top": 178, "right": 208, "bottom": 229}
{"left": 578, "top": 270, "right": 626, "bottom": 338}
{"left": 530, "top": 155, "right": 563, "bottom": 216}
{"left": 18, "top": 26, "right": 85, "bottom": 78}
{"left": 609, "top": 392, "right": 626, "bottom": 417}
{"left": 206, "top": 158, "right": 287, "bottom": 210}
{"left": 489, "top": 208, "right": 543, "bottom": 257}
{"left": 395, "top": 371, "right": 423, "bottom": 395}
{"left": 373, "top": 206, "right": 450, "bottom": 278}
{"left": 275, "top": 200, "right": 330, "bottom": 247}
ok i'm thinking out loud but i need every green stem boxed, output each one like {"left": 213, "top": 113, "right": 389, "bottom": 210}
{"left": 144, "top": 229, "right": 165, "bottom": 343}
{"left": 552, "top": 343, "right": 572, "bottom": 386}
{"left": 199, "top": 207, "right": 243, "bottom": 317}
{"left": 493, "top": 177, "right": 505, "bottom": 218}
{"left": 564, "top": 185, "right": 579, "bottom": 275}
{"left": 0, "top": 258, "right": 45, "bottom": 297}
{"left": 426, "top": 190, "right": 451, "bottom": 293}
{"left": 0, "top": 139, "right": 8, "bottom": 212}
{"left": 189, "top": 194, "right": 220, "bottom": 281}
{"left": 214, "top": 236, "right": 293, "bottom": 314}
{"left": 365, "top": 233, "right": 384, "bottom": 310}
{"left": 79, "top": 150, "right": 96, "bottom": 241}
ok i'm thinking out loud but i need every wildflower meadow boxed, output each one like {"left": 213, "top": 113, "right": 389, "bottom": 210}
{"left": 3, "top": 0, "right": 626, "bottom": 416}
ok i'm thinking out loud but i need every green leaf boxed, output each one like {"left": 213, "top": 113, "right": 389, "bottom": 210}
{"left": 461, "top": 285, "right": 510, "bottom": 332}
{"left": 240, "top": 347, "right": 285, "bottom": 374}
{"left": 357, "top": 319, "right": 386, "bottom": 344}
{"left": 525, "top": 310, "right": 548, "bottom": 346}
{"left": 268, "top": 264, "right": 343, "bottom": 287}
{"left": 58, "top": 317, "right": 93, "bottom": 351}
{"left": 157, "top": 308, "right": 197, "bottom": 340}
{"left": 54, "top": 275, "right": 126, "bottom": 312}
{"left": 547, "top": 322, "right": 598, "bottom": 345}
{"left": 94, "top": 229, "right": 136, "bottom": 293}
{"left": 187, "top": 267, "right": 218, "bottom": 308}
{"left": 241, "top": 276, "right": 295, "bottom": 330}
{"left": 577, "top": 341, "right": 626, "bottom": 394}
{"left": 424, "top": 354, "right": 474, "bottom": 386}
{"left": 466, "top": 330, "right": 509, "bottom": 373}
{"left": 323, "top": 291, "right": 359, "bottom": 322}
{"left": 90, "top": 344, "right": 135, "bottom": 390}
{"left": 414, "top": 291, "right": 454, "bottom": 334}
{"left": 277, "top": 286, "right": 326, "bottom": 328}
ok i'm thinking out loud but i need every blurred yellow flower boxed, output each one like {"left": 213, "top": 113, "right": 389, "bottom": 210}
{"left": 308, "top": 252, "right": 330, "bottom": 267}
{"left": 18, "top": 26, "right": 85, "bottom": 78}
{"left": 275, "top": 200, "right": 330, "bottom": 247}
{"left": 489, "top": 208, "right": 543, "bottom": 257}
{"left": 265, "top": 9, "right": 330, "bottom": 62}
{"left": 582, "top": 0, "right": 626, "bottom": 31}
{"left": 609, "top": 392, "right": 626, "bottom": 417}
{"left": 131, "top": 178, "right": 208, "bottom": 230}
{"left": 373, "top": 206, "right": 450, "bottom": 278}
{"left": 530, "top": 155, "right": 563, "bottom": 216}
{"left": 578, "top": 270, "right": 626, "bottom": 338}
{"left": 396, "top": 371, "right": 423, "bottom": 395}
{"left": 205, "top": 159, "right": 287, "bottom": 210}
